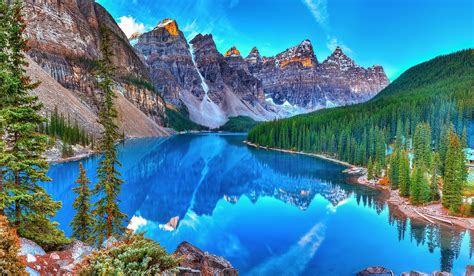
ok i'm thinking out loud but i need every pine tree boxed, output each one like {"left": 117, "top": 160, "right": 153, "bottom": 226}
{"left": 461, "top": 126, "right": 468, "bottom": 149}
{"left": 71, "top": 163, "right": 94, "bottom": 242}
{"left": 92, "top": 26, "right": 127, "bottom": 246}
{"left": 0, "top": 0, "right": 9, "bottom": 215}
{"left": 389, "top": 151, "right": 400, "bottom": 190}
{"left": 410, "top": 166, "right": 430, "bottom": 205}
{"left": 367, "top": 157, "right": 374, "bottom": 180}
{"left": 442, "top": 129, "right": 465, "bottom": 213}
{"left": 430, "top": 153, "right": 440, "bottom": 201}
{"left": 0, "top": 215, "right": 25, "bottom": 274}
{"left": 399, "top": 151, "right": 411, "bottom": 197}
{"left": 0, "top": 0, "right": 68, "bottom": 251}
{"left": 374, "top": 160, "right": 381, "bottom": 178}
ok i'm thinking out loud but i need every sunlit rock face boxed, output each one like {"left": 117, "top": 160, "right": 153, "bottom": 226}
{"left": 246, "top": 41, "right": 390, "bottom": 110}
{"left": 275, "top": 39, "right": 317, "bottom": 69}
{"left": 134, "top": 19, "right": 205, "bottom": 108}
{"left": 23, "top": 0, "right": 167, "bottom": 126}
{"left": 224, "top": 46, "right": 241, "bottom": 57}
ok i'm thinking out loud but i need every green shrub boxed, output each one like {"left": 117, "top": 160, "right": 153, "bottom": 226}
{"left": 77, "top": 233, "right": 179, "bottom": 275}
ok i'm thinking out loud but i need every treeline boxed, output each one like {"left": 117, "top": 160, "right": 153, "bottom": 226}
{"left": 248, "top": 49, "right": 473, "bottom": 213}
{"left": 248, "top": 49, "right": 473, "bottom": 167}
{"left": 38, "top": 107, "right": 94, "bottom": 147}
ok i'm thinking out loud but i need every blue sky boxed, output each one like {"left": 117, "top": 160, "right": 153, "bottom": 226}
{"left": 97, "top": 0, "right": 473, "bottom": 80}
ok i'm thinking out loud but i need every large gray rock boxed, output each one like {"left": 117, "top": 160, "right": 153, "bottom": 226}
{"left": 173, "top": 241, "right": 238, "bottom": 276}
{"left": 401, "top": 271, "right": 429, "bottom": 276}
{"left": 19, "top": 238, "right": 46, "bottom": 256}
{"left": 62, "top": 240, "right": 94, "bottom": 262}
{"left": 356, "top": 266, "right": 393, "bottom": 275}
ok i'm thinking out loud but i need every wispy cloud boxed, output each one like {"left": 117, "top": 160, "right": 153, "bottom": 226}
{"left": 301, "top": 0, "right": 328, "bottom": 27}
{"left": 117, "top": 15, "right": 146, "bottom": 38}
{"left": 326, "top": 36, "right": 352, "bottom": 53}
{"left": 248, "top": 222, "right": 326, "bottom": 275}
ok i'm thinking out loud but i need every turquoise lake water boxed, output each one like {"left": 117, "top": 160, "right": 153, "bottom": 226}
{"left": 42, "top": 133, "right": 473, "bottom": 275}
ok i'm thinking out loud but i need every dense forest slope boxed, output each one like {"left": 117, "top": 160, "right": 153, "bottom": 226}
{"left": 248, "top": 49, "right": 474, "bottom": 166}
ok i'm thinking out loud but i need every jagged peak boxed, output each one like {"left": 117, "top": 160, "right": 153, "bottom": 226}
{"left": 275, "top": 39, "right": 316, "bottom": 68}
{"left": 224, "top": 46, "right": 241, "bottom": 57}
{"left": 245, "top": 47, "right": 262, "bottom": 64}
{"left": 248, "top": 47, "right": 260, "bottom": 56}
{"left": 156, "top": 18, "right": 179, "bottom": 36}
{"left": 300, "top": 39, "right": 312, "bottom": 47}
{"left": 323, "top": 46, "right": 358, "bottom": 70}
{"left": 129, "top": 31, "right": 142, "bottom": 40}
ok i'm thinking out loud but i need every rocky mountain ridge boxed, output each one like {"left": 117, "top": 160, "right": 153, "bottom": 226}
{"left": 246, "top": 41, "right": 390, "bottom": 111}
{"left": 134, "top": 20, "right": 274, "bottom": 128}
{"left": 24, "top": 0, "right": 389, "bottom": 131}
{"left": 23, "top": 0, "right": 169, "bottom": 137}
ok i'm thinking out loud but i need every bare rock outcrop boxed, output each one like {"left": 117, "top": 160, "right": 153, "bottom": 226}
{"left": 173, "top": 241, "right": 238, "bottom": 276}
{"left": 24, "top": 0, "right": 167, "bottom": 128}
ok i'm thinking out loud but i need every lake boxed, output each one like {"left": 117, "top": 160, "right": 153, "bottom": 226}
{"left": 43, "top": 133, "right": 472, "bottom": 275}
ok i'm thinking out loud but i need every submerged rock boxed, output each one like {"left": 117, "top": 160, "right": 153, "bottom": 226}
{"left": 401, "top": 271, "right": 429, "bottom": 276}
{"left": 356, "top": 266, "right": 393, "bottom": 275}
{"left": 173, "top": 241, "right": 238, "bottom": 276}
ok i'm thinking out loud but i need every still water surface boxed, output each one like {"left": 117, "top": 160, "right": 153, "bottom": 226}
{"left": 43, "top": 133, "right": 472, "bottom": 275}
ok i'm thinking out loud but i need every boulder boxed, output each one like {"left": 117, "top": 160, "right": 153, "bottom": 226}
{"left": 62, "top": 240, "right": 94, "bottom": 262}
{"left": 101, "top": 236, "right": 119, "bottom": 249}
{"left": 19, "top": 238, "right": 46, "bottom": 256}
{"left": 173, "top": 241, "right": 238, "bottom": 276}
{"left": 401, "top": 271, "right": 429, "bottom": 276}
{"left": 356, "top": 266, "right": 393, "bottom": 275}
{"left": 431, "top": 272, "right": 452, "bottom": 276}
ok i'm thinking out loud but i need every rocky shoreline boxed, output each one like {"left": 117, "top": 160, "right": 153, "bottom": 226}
{"left": 19, "top": 237, "right": 237, "bottom": 275}
{"left": 243, "top": 141, "right": 474, "bottom": 230}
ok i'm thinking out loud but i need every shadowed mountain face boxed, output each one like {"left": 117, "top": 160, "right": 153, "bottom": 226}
{"left": 42, "top": 134, "right": 471, "bottom": 275}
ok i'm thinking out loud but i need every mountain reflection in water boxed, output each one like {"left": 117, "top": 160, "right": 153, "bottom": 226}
{"left": 43, "top": 133, "right": 472, "bottom": 275}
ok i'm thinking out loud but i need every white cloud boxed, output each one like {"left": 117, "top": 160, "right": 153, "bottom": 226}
{"left": 117, "top": 15, "right": 146, "bottom": 38}
{"left": 326, "top": 36, "right": 352, "bottom": 53}
{"left": 301, "top": 0, "right": 328, "bottom": 27}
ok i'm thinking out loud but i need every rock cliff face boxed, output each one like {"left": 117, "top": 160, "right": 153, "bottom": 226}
{"left": 24, "top": 0, "right": 167, "bottom": 131}
{"left": 134, "top": 20, "right": 274, "bottom": 128}
{"left": 246, "top": 41, "right": 390, "bottom": 111}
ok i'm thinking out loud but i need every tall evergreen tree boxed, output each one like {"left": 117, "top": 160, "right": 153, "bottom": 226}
{"left": 389, "top": 151, "right": 401, "bottom": 190}
{"left": 442, "top": 129, "right": 465, "bottom": 212}
{"left": 430, "top": 153, "right": 440, "bottom": 201}
{"left": 0, "top": 0, "right": 67, "bottom": 250}
{"left": 92, "top": 26, "right": 127, "bottom": 246}
{"left": 399, "top": 151, "right": 411, "bottom": 197}
{"left": 71, "top": 163, "right": 94, "bottom": 242}
{"left": 410, "top": 165, "right": 430, "bottom": 205}
{"left": 367, "top": 157, "right": 374, "bottom": 180}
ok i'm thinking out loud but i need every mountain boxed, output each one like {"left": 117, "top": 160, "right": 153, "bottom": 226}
{"left": 248, "top": 50, "right": 473, "bottom": 166}
{"left": 247, "top": 41, "right": 390, "bottom": 112}
{"left": 134, "top": 20, "right": 274, "bottom": 128}
{"left": 23, "top": 0, "right": 169, "bottom": 137}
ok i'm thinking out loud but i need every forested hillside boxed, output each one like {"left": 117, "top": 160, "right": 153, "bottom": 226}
{"left": 248, "top": 49, "right": 473, "bottom": 166}
{"left": 248, "top": 49, "right": 473, "bottom": 212}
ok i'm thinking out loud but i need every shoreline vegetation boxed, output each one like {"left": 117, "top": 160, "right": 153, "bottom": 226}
{"left": 243, "top": 140, "right": 474, "bottom": 230}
